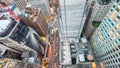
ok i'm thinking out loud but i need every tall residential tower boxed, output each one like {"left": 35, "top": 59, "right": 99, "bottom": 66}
{"left": 91, "top": 2, "right": 120, "bottom": 68}
{"left": 83, "top": 0, "right": 115, "bottom": 39}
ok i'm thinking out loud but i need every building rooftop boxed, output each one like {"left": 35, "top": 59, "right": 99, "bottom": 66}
{"left": 0, "top": 20, "right": 11, "bottom": 33}
{"left": 61, "top": 41, "right": 72, "bottom": 65}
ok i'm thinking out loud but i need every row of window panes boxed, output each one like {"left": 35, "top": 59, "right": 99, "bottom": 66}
{"left": 103, "top": 55, "right": 119, "bottom": 64}
{"left": 103, "top": 48, "right": 120, "bottom": 61}
{"left": 99, "top": 47, "right": 120, "bottom": 62}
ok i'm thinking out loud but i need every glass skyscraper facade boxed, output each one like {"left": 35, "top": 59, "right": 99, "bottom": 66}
{"left": 91, "top": 2, "right": 120, "bottom": 68}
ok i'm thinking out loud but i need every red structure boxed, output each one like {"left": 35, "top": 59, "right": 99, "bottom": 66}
{"left": 0, "top": 0, "right": 19, "bottom": 20}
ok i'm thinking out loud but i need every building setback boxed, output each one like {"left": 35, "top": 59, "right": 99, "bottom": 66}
{"left": 91, "top": 2, "right": 120, "bottom": 68}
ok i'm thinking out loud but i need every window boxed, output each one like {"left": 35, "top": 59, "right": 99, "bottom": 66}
{"left": 108, "top": 34, "right": 110, "bottom": 37}
{"left": 111, "top": 9, "right": 113, "bottom": 12}
{"left": 105, "top": 30, "right": 107, "bottom": 33}
{"left": 115, "top": 65, "right": 117, "bottom": 68}
{"left": 110, "top": 38, "right": 112, "bottom": 41}
{"left": 118, "top": 64, "right": 120, "bottom": 67}
{"left": 116, "top": 54, "right": 118, "bottom": 57}
{"left": 116, "top": 47, "right": 119, "bottom": 51}
{"left": 113, "top": 5, "right": 116, "bottom": 8}
{"left": 108, "top": 51, "right": 110, "bottom": 54}
{"left": 115, "top": 26, "right": 117, "bottom": 30}
{"left": 110, "top": 49, "right": 113, "bottom": 53}
{"left": 115, "top": 59, "right": 118, "bottom": 62}
{"left": 111, "top": 56, "right": 113, "bottom": 59}
{"left": 117, "top": 15, "right": 120, "bottom": 20}
{"left": 108, "top": 18, "right": 111, "bottom": 22}
{"left": 115, "top": 40, "right": 118, "bottom": 44}
{"left": 104, "top": 24, "right": 107, "bottom": 27}
{"left": 118, "top": 58, "right": 120, "bottom": 62}
{"left": 113, "top": 60, "right": 115, "bottom": 63}
{"left": 111, "top": 22, "right": 114, "bottom": 26}
{"left": 113, "top": 49, "right": 115, "bottom": 52}
{"left": 118, "top": 39, "right": 120, "bottom": 42}
{"left": 116, "top": 7, "right": 120, "bottom": 12}
{"left": 119, "top": 52, "right": 120, "bottom": 55}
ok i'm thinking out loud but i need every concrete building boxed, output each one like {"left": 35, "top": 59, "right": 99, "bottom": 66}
{"left": 27, "top": 0, "right": 51, "bottom": 17}
{"left": 0, "top": 13, "right": 47, "bottom": 58}
{"left": 14, "top": 0, "right": 51, "bottom": 17}
{"left": 19, "top": 5, "right": 48, "bottom": 36}
{"left": 91, "top": 2, "right": 120, "bottom": 68}
{"left": 0, "top": 58, "right": 40, "bottom": 68}
{"left": 83, "top": 0, "right": 115, "bottom": 39}
{"left": 85, "top": 0, "right": 95, "bottom": 15}
{"left": 14, "top": 0, "right": 27, "bottom": 11}
{"left": 1, "top": 0, "right": 14, "bottom": 4}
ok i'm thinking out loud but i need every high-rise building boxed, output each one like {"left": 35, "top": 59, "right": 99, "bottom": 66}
{"left": 59, "top": 0, "right": 87, "bottom": 39}
{"left": 0, "top": 14, "right": 47, "bottom": 58}
{"left": 84, "top": 0, "right": 95, "bottom": 15}
{"left": 83, "top": 0, "right": 115, "bottom": 39}
{"left": 28, "top": 0, "right": 51, "bottom": 17}
{"left": 14, "top": 0, "right": 27, "bottom": 11}
{"left": 0, "top": 58, "right": 40, "bottom": 68}
{"left": 14, "top": 0, "right": 51, "bottom": 17}
{"left": 0, "top": 19, "right": 37, "bottom": 55}
{"left": 91, "top": 2, "right": 120, "bottom": 68}
{"left": 19, "top": 5, "right": 48, "bottom": 36}
{"left": 1, "top": 0, "right": 14, "bottom": 4}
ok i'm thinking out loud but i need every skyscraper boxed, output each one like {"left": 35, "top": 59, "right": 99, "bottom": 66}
{"left": 91, "top": 2, "right": 120, "bottom": 68}
{"left": 27, "top": 0, "right": 51, "bottom": 17}
{"left": 19, "top": 6, "right": 48, "bottom": 36}
{"left": 83, "top": 0, "right": 115, "bottom": 39}
{"left": 14, "top": 0, "right": 27, "bottom": 11}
